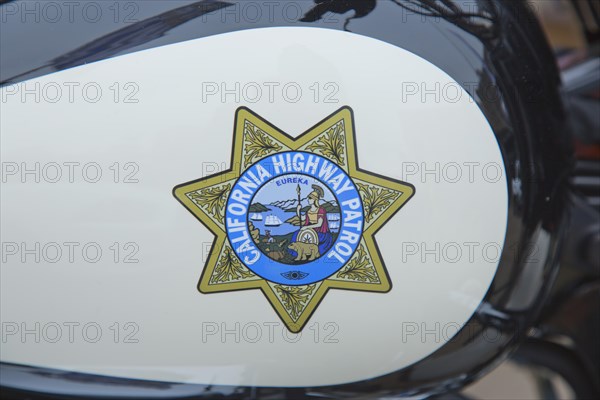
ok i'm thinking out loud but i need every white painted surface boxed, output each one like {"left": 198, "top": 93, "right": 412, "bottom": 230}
{"left": 0, "top": 27, "right": 508, "bottom": 386}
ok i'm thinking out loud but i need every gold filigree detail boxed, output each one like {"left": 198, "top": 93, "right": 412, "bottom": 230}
{"left": 274, "top": 284, "right": 316, "bottom": 321}
{"left": 305, "top": 120, "right": 345, "bottom": 166}
{"left": 336, "top": 245, "right": 380, "bottom": 283}
{"left": 357, "top": 182, "right": 400, "bottom": 224}
{"left": 243, "top": 121, "right": 282, "bottom": 167}
{"left": 210, "top": 245, "right": 255, "bottom": 284}
{"left": 188, "top": 183, "right": 231, "bottom": 225}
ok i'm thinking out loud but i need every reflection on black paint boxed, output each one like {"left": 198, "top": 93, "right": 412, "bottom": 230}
{"left": 1, "top": 1, "right": 233, "bottom": 85}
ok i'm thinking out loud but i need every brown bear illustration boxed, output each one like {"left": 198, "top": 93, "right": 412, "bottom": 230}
{"left": 288, "top": 241, "right": 320, "bottom": 261}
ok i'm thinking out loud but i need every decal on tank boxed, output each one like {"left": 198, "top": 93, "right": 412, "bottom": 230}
{"left": 173, "top": 106, "right": 415, "bottom": 332}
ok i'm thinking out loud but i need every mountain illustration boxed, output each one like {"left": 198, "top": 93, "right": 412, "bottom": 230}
{"left": 249, "top": 202, "right": 271, "bottom": 212}
{"left": 284, "top": 200, "right": 339, "bottom": 213}
{"left": 270, "top": 196, "right": 307, "bottom": 209}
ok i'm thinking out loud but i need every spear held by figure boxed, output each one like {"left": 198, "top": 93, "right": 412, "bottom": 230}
{"left": 296, "top": 184, "right": 302, "bottom": 222}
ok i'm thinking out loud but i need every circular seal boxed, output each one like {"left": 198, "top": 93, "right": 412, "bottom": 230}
{"left": 225, "top": 151, "right": 364, "bottom": 285}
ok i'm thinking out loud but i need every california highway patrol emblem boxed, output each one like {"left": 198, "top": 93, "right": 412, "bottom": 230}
{"left": 173, "top": 107, "right": 415, "bottom": 332}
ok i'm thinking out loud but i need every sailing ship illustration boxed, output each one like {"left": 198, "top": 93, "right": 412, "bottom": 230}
{"left": 250, "top": 213, "right": 263, "bottom": 221}
{"left": 264, "top": 214, "right": 283, "bottom": 227}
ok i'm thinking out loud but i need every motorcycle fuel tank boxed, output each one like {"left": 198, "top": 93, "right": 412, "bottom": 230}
{"left": 0, "top": 0, "right": 571, "bottom": 398}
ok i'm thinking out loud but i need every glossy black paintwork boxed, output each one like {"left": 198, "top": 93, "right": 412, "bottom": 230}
{"left": 0, "top": 0, "right": 572, "bottom": 398}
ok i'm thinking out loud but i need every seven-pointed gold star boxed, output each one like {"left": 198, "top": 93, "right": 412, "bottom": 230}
{"left": 173, "top": 107, "right": 415, "bottom": 332}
